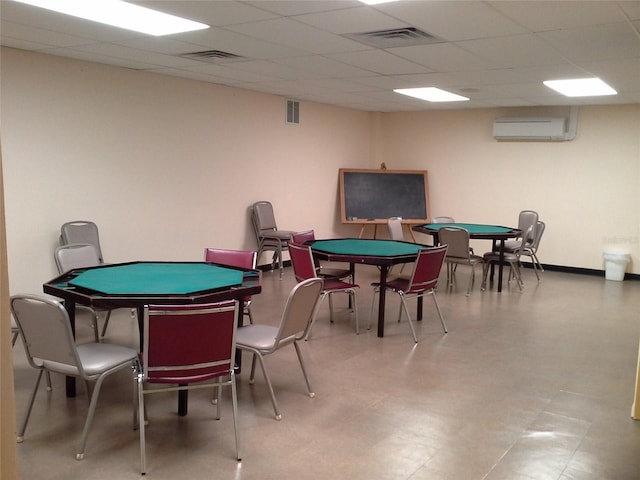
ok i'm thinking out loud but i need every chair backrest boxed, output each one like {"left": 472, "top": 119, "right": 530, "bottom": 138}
{"left": 60, "top": 221, "right": 103, "bottom": 263}
{"left": 387, "top": 217, "right": 405, "bottom": 241}
{"left": 291, "top": 230, "right": 316, "bottom": 244}
{"left": 432, "top": 216, "right": 455, "bottom": 223}
{"left": 438, "top": 227, "right": 471, "bottom": 259}
{"left": 405, "top": 245, "right": 448, "bottom": 294}
{"left": 274, "top": 278, "right": 324, "bottom": 345}
{"left": 514, "top": 225, "right": 535, "bottom": 256}
{"left": 517, "top": 211, "right": 538, "bottom": 239}
{"left": 10, "top": 295, "right": 82, "bottom": 373}
{"left": 204, "top": 248, "right": 256, "bottom": 270}
{"left": 530, "top": 221, "right": 545, "bottom": 251}
{"left": 54, "top": 243, "right": 102, "bottom": 274}
{"left": 288, "top": 242, "right": 319, "bottom": 283}
{"left": 143, "top": 301, "right": 238, "bottom": 383}
{"left": 252, "top": 201, "right": 278, "bottom": 233}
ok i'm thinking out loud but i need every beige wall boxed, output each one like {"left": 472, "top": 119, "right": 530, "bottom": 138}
{"left": 1, "top": 46, "right": 639, "bottom": 297}
{"left": 375, "top": 107, "right": 640, "bottom": 270}
{"left": 0, "top": 48, "right": 372, "bottom": 294}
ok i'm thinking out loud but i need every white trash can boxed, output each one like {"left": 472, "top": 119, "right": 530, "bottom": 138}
{"left": 602, "top": 250, "right": 631, "bottom": 281}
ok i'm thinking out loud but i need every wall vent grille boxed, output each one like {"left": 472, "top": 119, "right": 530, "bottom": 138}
{"left": 286, "top": 100, "right": 300, "bottom": 125}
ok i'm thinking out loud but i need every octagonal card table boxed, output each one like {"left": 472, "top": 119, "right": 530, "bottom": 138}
{"left": 44, "top": 261, "right": 261, "bottom": 415}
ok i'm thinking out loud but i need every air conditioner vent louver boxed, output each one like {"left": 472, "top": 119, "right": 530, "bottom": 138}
{"left": 180, "top": 50, "right": 247, "bottom": 64}
{"left": 493, "top": 117, "right": 568, "bottom": 141}
{"left": 344, "top": 27, "right": 443, "bottom": 48}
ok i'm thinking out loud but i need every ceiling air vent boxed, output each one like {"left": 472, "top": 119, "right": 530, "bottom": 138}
{"left": 344, "top": 27, "right": 443, "bottom": 48}
{"left": 180, "top": 50, "right": 247, "bottom": 64}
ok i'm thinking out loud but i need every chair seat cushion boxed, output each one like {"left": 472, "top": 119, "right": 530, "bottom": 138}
{"left": 446, "top": 255, "right": 483, "bottom": 265}
{"left": 322, "top": 278, "right": 358, "bottom": 291}
{"left": 236, "top": 324, "right": 280, "bottom": 351}
{"left": 261, "top": 230, "right": 296, "bottom": 240}
{"left": 482, "top": 252, "right": 519, "bottom": 262}
{"left": 317, "top": 267, "right": 351, "bottom": 279}
{"left": 42, "top": 343, "right": 137, "bottom": 378}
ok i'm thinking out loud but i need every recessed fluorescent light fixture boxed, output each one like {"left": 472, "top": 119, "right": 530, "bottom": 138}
{"left": 359, "top": 0, "right": 399, "bottom": 5}
{"left": 394, "top": 87, "right": 469, "bottom": 102}
{"left": 12, "top": 0, "right": 209, "bottom": 36}
{"left": 543, "top": 78, "right": 617, "bottom": 97}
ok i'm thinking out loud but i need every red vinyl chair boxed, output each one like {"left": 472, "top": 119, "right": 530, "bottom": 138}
{"left": 370, "top": 245, "right": 448, "bottom": 342}
{"left": 135, "top": 301, "right": 240, "bottom": 475}
{"left": 288, "top": 241, "right": 361, "bottom": 337}
{"left": 291, "top": 230, "right": 352, "bottom": 282}
{"left": 204, "top": 248, "right": 257, "bottom": 323}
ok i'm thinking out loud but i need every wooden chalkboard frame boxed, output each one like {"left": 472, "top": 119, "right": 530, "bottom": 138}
{"left": 339, "top": 168, "right": 430, "bottom": 225}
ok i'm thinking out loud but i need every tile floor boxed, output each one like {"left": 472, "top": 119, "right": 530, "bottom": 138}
{"left": 11, "top": 263, "right": 640, "bottom": 479}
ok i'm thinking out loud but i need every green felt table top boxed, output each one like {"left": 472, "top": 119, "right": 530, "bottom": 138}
{"left": 68, "top": 262, "right": 244, "bottom": 295}
{"left": 311, "top": 239, "right": 423, "bottom": 257}
{"left": 420, "top": 223, "right": 515, "bottom": 234}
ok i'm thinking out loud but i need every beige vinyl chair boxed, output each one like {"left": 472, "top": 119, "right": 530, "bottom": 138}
{"left": 387, "top": 217, "right": 412, "bottom": 277}
{"left": 432, "top": 216, "right": 455, "bottom": 224}
{"left": 60, "top": 221, "right": 134, "bottom": 334}
{"left": 235, "top": 278, "right": 323, "bottom": 420}
{"left": 439, "top": 227, "right": 483, "bottom": 296}
{"left": 60, "top": 220, "right": 104, "bottom": 263}
{"left": 482, "top": 225, "right": 535, "bottom": 291}
{"left": 11, "top": 294, "right": 138, "bottom": 461}
{"left": 503, "top": 210, "right": 538, "bottom": 251}
{"left": 54, "top": 243, "right": 107, "bottom": 342}
{"left": 251, "top": 201, "right": 296, "bottom": 279}
{"left": 387, "top": 217, "right": 405, "bottom": 241}
{"left": 11, "top": 314, "right": 19, "bottom": 347}
{"left": 508, "top": 220, "right": 545, "bottom": 280}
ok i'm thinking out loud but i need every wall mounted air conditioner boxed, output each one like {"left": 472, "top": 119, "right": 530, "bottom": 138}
{"left": 493, "top": 116, "right": 569, "bottom": 141}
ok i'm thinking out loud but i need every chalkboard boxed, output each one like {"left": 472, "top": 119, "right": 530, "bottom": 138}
{"left": 339, "top": 169, "right": 430, "bottom": 224}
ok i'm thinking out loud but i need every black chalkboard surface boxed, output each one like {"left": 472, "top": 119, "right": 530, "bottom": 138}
{"left": 339, "top": 169, "right": 430, "bottom": 224}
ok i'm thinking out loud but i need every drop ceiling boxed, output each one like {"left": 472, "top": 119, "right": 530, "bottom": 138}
{"left": 1, "top": 0, "right": 639, "bottom": 112}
